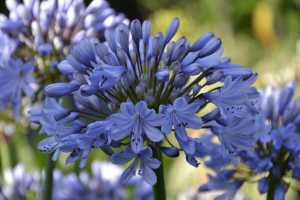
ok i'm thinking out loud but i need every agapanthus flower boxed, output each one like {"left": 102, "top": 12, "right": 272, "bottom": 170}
{"left": 111, "top": 147, "right": 161, "bottom": 185}
{"left": 0, "top": 0, "right": 127, "bottom": 116}
{"left": 0, "top": 161, "right": 152, "bottom": 200}
{"left": 29, "top": 17, "right": 258, "bottom": 190}
{"left": 200, "top": 82, "right": 300, "bottom": 199}
{"left": 0, "top": 58, "right": 35, "bottom": 115}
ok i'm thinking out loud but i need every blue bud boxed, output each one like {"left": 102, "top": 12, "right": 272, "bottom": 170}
{"left": 202, "top": 108, "right": 221, "bottom": 121}
{"left": 190, "top": 32, "right": 214, "bottom": 52}
{"left": 141, "top": 74, "right": 148, "bottom": 82}
{"left": 38, "top": 43, "right": 53, "bottom": 57}
{"left": 74, "top": 92, "right": 89, "bottom": 107}
{"left": 115, "top": 81, "right": 122, "bottom": 93}
{"left": 121, "top": 75, "right": 129, "bottom": 90}
{"left": 183, "top": 93, "right": 191, "bottom": 103}
{"left": 94, "top": 43, "right": 108, "bottom": 61}
{"left": 136, "top": 83, "right": 145, "bottom": 98}
{"left": 161, "top": 147, "right": 180, "bottom": 158}
{"left": 193, "top": 84, "right": 201, "bottom": 96}
{"left": 131, "top": 19, "right": 141, "bottom": 44}
{"left": 118, "top": 24, "right": 129, "bottom": 52}
{"left": 66, "top": 54, "right": 87, "bottom": 74}
{"left": 163, "top": 18, "right": 179, "bottom": 44}
{"left": 282, "top": 107, "right": 293, "bottom": 126}
{"left": 206, "top": 70, "right": 223, "bottom": 85}
{"left": 57, "top": 60, "right": 76, "bottom": 75}
{"left": 279, "top": 82, "right": 296, "bottom": 115}
{"left": 217, "top": 68, "right": 252, "bottom": 80}
{"left": 155, "top": 70, "right": 170, "bottom": 82}
{"left": 73, "top": 72, "right": 88, "bottom": 85}
{"left": 104, "top": 28, "right": 117, "bottom": 52}
{"left": 198, "top": 38, "right": 221, "bottom": 58}
{"left": 126, "top": 69, "right": 135, "bottom": 86}
{"left": 173, "top": 73, "right": 185, "bottom": 87}
{"left": 79, "top": 38, "right": 95, "bottom": 61}
{"left": 108, "top": 102, "right": 116, "bottom": 112}
{"left": 152, "top": 32, "right": 163, "bottom": 57}
{"left": 167, "top": 41, "right": 175, "bottom": 57}
{"left": 142, "top": 20, "right": 151, "bottom": 45}
{"left": 56, "top": 12, "right": 66, "bottom": 29}
{"left": 145, "top": 93, "right": 155, "bottom": 106}
{"left": 104, "top": 53, "right": 118, "bottom": 66}
{"left": 80, "top": 85, "right": 100, "bottom": 96}
{"left": 71, "top": 46, "right": 91, "bottom": 67}
{"left": 170, "top": 61, "right": 181, "bottom": 74}
{"left": 44, "top": 83, "right": 80, "bottom": 98}
{"left": 170, "top": 44, "right": 186, "bottom": 62}
{"left": 117, "top": 48, "right": 127, "bottom": 65}
{"left": 181, "top": 63, "right": 202, "bottom": 75}
{"left": 170, "top": 90, "right": 177, "bottom": 102}
{"left": 101, "top": 145, "right": 114, "bottom": 156}
{"left": 258, "top": 178, "right": 269, "bottom": 194}
{"left": 274, "top": 183, "right": 285, "bottom": 200}
{"left": 174, "top": 36, "right": 186, "bottom": 47}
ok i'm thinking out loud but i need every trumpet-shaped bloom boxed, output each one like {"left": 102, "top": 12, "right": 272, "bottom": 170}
{"left": 111, "top": 147, "right": 161, "bottom": 185}
{"left": 160, "top": 97, "right": 203, "bottom": 141}
{"left": 111, "top": 101, "right": 165, "bottom": 152}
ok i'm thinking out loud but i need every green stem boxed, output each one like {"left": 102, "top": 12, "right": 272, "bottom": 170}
{"left": 44, "top": 154, "right": 55, "bottom": 200}
{"left": 267, "top": 171, "right": 276, "bottom": 200}
{"left": 149, "top": 146, "right": 166, "bottom": 200}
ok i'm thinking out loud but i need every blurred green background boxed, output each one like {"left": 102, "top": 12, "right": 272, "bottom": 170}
{"left": 1, "top": 0, "right": 300, "bottom": 199}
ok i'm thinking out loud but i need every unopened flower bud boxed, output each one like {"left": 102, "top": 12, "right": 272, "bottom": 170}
{"left": 131, "top": 19, "right": 142, "bottom": 44}
{"left": 130, "top": 52, "right": 137, "bottom": 67}
{"left": 115, "top": 81, "right": 122, "bottom": 93}
{"left": 198, "top": 37, "right": 221, "bottom": 58}
{"left": 171, "top": 61, "right": 181, "bottom": 74}
{"left": 94, "top": 43, "right": 108, "bottom": 61}
{"left": 136, "top": 83, "right": 145, "bottom": 98}
{"left": 141, "top": 74, "right": 148, "bottom": 82}
{"left": 142, "top": 20, "right": 151, "bottom": 46}
{"left": 190, "top": 32, "right": 214, "bottom": 52}
{"left": 167, "top": 41, "right": 175, "bottom": 57}
{"left": 170, "top": 90, "right": 177, "bottom": 102}
{"left": 183, "top": 93, "right": 191, "bottom": 103}
{"left": 206, "top": 70, "right": 223, "bottom": 85}
{"left": 121, "top": 75, "right": 129, "bottom": 90}
{"left": 173, "top": 73, "right": 185, "bottom": 87}
{"left": 193, "top": 84, "right": 201, "bottom": 96}
{"left": 108, "top": 102, "right": 116, "bottom": 112}
{"left": 145, "top": 93, "right": 155, "bottom": 106}
{"left": 117, "top": 48, "right": 127, "bottom": 65}
{"left": 126, "top": 69, "right": 135, "bottom": 86}
{"left": 73, "top": 72, "right": 88, "bottom": 85}
{"left": 170, "top": 44, "right": 186, "bottom": 62}
{"left": 163, "top": 18, "right": 179, "bottom": 44}
{"left": 181, "top": 63, "right": 202, "bottom": 75}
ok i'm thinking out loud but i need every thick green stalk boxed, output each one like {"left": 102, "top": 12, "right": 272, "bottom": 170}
{"left": 44, "top": 154, "right": 55, "bottom": 200}
{"left": 149, "top": 146, "right": 166, "bottom": 200}
{"left": 267, "top": 171, "right": 276, "bottom": 200}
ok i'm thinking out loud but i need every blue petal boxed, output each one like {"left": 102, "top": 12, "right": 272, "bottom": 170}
{"left": 141, "top": 160, "right": 157, "bottom": 185}
{"left": 143, "top": 121, "right": 164, "bottom": 142}
{"left": 111, "top": 152, "right": 136, "bottom": 165}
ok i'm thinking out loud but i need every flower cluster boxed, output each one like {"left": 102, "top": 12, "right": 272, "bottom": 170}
{"left": 0, "top": 161, "right": 152, "bottom": 200}
{"left": 200, "top": 82, "right": 300, "bottom": 199}
{"left": 29, "top": 17, "right": 259, "bottom": 186}
{"left": 0, "top": 0, "right": 126, "bottom": 115}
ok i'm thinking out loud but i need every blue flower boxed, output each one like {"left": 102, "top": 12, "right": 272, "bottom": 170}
{"left": 111, "top": 101, "right": 165, "bottom": 152}
{"left": 160, "top": 97, "right": 202, "bottom": 141}
{"left": 89, "top": 64, "right": 127, "bottom": 92}
{"left": 274, "top": 183, "right": 285, "bottom": 200}
{"left": 203, "top": 76, "right": 248, "bottom": 119}
{"left": 111, "top": 147, "right": 161, "bottom": 185}
{"left": 271, "top": 124, "right": 298, "bottom": 151}
{"left": 209, "top": 118, "right": 255, "bottom": 166}
{"left": 0, "top": 59, "right": 35, "bottom": 115}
